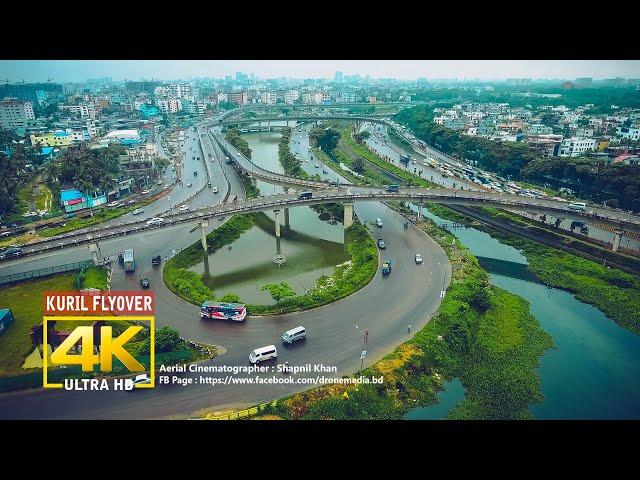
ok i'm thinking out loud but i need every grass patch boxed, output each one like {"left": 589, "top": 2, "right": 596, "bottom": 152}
{"left": 0, "top": 273, "right": 77, "bottom": 376}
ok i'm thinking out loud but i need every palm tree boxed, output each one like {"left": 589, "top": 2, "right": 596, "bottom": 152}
{"left": 100, "top": 176, "right": 119, "bottom": 201}
{"left": 74, "top": 177, "right": 96, "bottom": 216}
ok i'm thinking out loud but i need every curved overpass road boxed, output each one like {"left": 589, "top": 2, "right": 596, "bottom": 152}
{"left": 0, "top": 200, "right": 448, "bottom": 419}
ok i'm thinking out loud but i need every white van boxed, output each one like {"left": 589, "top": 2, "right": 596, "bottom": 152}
{"left": 282, "top": 326, "right": 307, "bottom": 344}
{"left": 568, "top": 202, "right": 587, "bottom": 211}
{"left": 249, "top": 345, "right": 278, "bottom": 364}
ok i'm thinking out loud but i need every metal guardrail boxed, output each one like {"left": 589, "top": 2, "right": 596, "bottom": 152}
{"left": 0, "top": 260, "right": 92, "bottom": 285}
{"left": 202, "top": 400, "right": 277, "bottom": 420}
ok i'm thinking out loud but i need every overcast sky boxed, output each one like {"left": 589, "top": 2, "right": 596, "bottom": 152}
{"left": 1, "top": 60, "right": 639, "bottom": 83}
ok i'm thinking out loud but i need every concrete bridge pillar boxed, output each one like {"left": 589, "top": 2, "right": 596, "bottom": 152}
{"left": 199, "top": 220, "right": 209, "bottom": 251}
{"left": 416, "top": 203, "right": 422, "bottom": 221}
{"left": 284, "top": 208, "right": 290, "bottom": 231}
{"left": 274, "top": 209, "right": 281, "bottom": 237}
{"left": 612, "top": 230, "right": 623, "bottom": 252}
{"left": 344, "top": 202, "right": 354, "bottom": 229}
{"left": 88, "top": 243, "right": 99, "bottom": 266}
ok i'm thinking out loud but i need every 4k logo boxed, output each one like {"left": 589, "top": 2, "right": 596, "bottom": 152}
{"left": 43, "top": 316, "right": 155, "bottom": 389}
{"left": 50, "top": 326, "right": 144, "bottom": 372}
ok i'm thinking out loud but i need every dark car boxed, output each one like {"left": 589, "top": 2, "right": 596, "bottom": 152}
{"left": 152, "top": 255, "right": 162, "bottom": 266}
{"left": 63, "top": 213, "right": 76, "bottom": 219}
{"left": 0, "top": 247, "right": 22, "bottom": 259}
{"left": 140, "top": 278, "right": 150, "bottom": 289}
{"left": 377, "top": 238, "right": 386, "bottom": 249}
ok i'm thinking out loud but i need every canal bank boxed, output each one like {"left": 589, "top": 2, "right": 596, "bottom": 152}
{"left": 405, "top": 204, "right": 640, "bottom": 419}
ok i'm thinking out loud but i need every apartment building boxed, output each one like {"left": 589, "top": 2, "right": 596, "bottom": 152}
{"left": 260, "top": 91, "right": 277, "bottom": 104}
{"left": 0, "top": 98, "right": 35, "bottom": 129}
{"left": 227, "top": 91, "right": 248, "bottom": 105}
{"left": 559, "top": 137, "right": 597, "bottom": 157}
{"left": 525, "top": 134, "right": 563, "bottom": 157}
{"left": 616, "top": 125, "right": 640, "bottom": 141}
{"left": 166, "top": 83, "right": 193, "bottom": 99}
{"left": 284, "top": 90, "right": 300, "bottom": 104}
{"left": 59, "top": 103, "right": 96, "bottom": 120}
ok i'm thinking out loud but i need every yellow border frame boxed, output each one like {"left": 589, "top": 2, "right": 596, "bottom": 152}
{"left": 42, "top": 316, "right": 155, "bottom": 389}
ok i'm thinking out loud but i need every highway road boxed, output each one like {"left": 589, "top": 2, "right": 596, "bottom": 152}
{"left": 0, "top": 121, "right": 450, "bottom": 418}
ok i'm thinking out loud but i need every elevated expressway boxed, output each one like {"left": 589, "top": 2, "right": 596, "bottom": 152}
{"left": 2, "top": 186, "right": 639, "bottom": 264}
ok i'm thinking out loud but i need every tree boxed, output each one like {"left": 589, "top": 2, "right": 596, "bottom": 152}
{"left": 261, "top": 282, "right": 296, "bottom": 312}
{"left": 219, "top": 293, "right": 241, "bottom": 303}
{"left": 352, "top": 157, "right": 365, "bottom": 174}
{"left": 74, "top": 177, "right": 96, "bottom": 216}
{"left": 138, "top": 326, "right": 184, "bottom": 355}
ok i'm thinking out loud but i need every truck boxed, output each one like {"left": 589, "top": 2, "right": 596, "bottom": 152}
{"left": 123, "top": 249, "right": 135, "bottom": 272}
{"left": 381, "top": 260, "right": 392, "bottom": 275}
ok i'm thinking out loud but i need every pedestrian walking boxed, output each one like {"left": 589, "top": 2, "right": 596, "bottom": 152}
{"left": 408, "top": 323, "right": 411, "bottom": 334}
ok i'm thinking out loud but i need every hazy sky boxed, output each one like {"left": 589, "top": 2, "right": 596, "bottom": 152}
{"left": 1, "top": 60, "right": 639, "bottom": 83}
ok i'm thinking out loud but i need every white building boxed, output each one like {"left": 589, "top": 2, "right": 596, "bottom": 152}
{"left": 260, "top": 91, "right": 277, "bottom": 104}
{"left": 217, "top": 92, "right": 228, "bottom": 103}
{"left": 559, "top": 137, "right": 597, "bottom": 157}
{"left": 284, "top": 90, "right": 299, "bottom": 104}
{"left": 616, "top": 125, "right": 640, "bottom": 141}
{"left": 166, "top": 83, "right": 192, "bottom": 99}
{"left": 528, "top": 124, "right": 553, "bottom": 135}
{"left": 156, "top": 98, "right": 182, "bottom": 113}
{"left": 0, "top": 98, "right": 35, "bottom": 129}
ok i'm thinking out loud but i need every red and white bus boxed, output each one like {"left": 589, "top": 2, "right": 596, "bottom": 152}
{"left": 200, "top": 301, "right": 247, "bottom": 322}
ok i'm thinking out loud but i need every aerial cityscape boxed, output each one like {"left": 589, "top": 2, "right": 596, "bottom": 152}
{"left": 0, "top": 60, "right": 639, "bottom": 420}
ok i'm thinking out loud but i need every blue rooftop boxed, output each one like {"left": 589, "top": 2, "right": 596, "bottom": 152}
{"left": 60, "top": 189, "right": 84, "bottom": 202}
{"left": 41, "top": 147, "right": 54, "bottom": 155}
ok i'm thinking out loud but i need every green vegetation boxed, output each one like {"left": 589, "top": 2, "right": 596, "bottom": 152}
{"left": 470, "top": 220, "right": 640, "bottom": 335}
{"left": 395, "top": 105, "right": 640, "bottom": 211}
{"left": 261, "top": 282, "right": 296, "bottom": 312}
{"left": 0, "top": 273, "right": 77, "bottom": 376}
{"left": 225, "top": 128, "right": 252, "bottom": 159}
{"left": 278, "top": 127, "right": 308, "bottom": 178}
{"left": 79, "top": 265, "right": 108, "bottom": 290}
{"left": 259, "top": 213, "right": 553, "bottom": 420}
{"left": 340, "top": 124, "right": 438, "bottom": 188}
{"left": 309, "top": 126, "right": 340, "bottom": 152}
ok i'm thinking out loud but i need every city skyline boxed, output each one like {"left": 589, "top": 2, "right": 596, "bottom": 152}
{"left": 1, "top": 60, "right": 639, "bottom": 83}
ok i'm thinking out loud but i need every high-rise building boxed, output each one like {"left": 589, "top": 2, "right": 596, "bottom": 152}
{"left": 0, "top": 83, "right": 63, "bottom": 104}
{"left": 334, "top": 71, "right": 344, "bottom": 83}
{"left": 125, "top": 81, "right": 161, "bottom": 95}
{"left": 227, "top": 91, "right": 248, "bottom": 105}
{"left": 0, "top": 98, "right": 35, "bottom": 129}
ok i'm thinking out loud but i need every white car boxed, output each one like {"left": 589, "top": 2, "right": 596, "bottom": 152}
{"left": 213, "top": 186, "right": 219, "bottom": 193}
{"left": 146, "top": 217, "right": 164, "bottom": 226}
{"left": 22, "top": 211, "right": 37, "bottom": 218}
{"left": 315, "top": 164, "right": 320, "bottom": 168}
{"left": 415, "top": 254, "right": 423, "bottom": 264}
{"left": 141, "top": 190, "right": 149, "bottom": 195}
{"left": 107, "top": 201, "right": 120, "bottom": 208}
{"left": 132, "top": 208, "right": 143, "bottom": 215}
{"left": 179, "top": 205, "right": 189, "bottom": 212}
{"left": 157, "top": 180, "right": 163, "bottom": 185}
{"left": 376, "top": 218, "right": 383, "bottom": 228}
{"left": 186, "top": 182, "right": 192, "bottom": 187}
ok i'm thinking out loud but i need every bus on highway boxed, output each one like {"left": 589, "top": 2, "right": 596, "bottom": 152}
{"left": 200, "top": 301, "right": 247, "bottom": 322}
{"left": 123, "top": 249, "right": 135, "bottom": 272}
